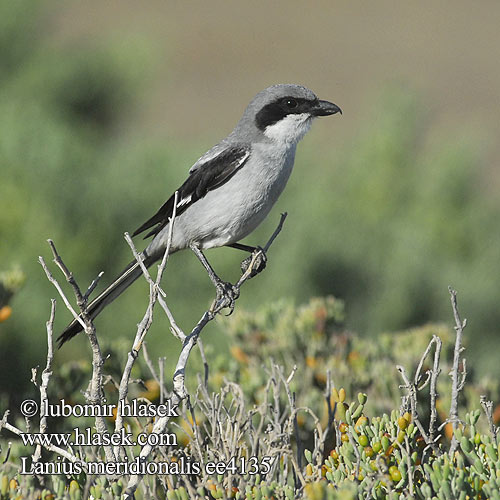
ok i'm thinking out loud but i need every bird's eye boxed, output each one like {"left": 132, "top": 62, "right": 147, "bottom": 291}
{"left": 285, "top": 99, "right": 298, "bottom": 108}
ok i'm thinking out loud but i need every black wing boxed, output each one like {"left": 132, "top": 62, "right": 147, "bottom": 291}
{"left": 132, "top": 144, "right": 250, "bottom": 239}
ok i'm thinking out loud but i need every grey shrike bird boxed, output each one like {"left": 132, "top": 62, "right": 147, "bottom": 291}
{"left": 57, "top": 84, "right": 341, "bottom": 347}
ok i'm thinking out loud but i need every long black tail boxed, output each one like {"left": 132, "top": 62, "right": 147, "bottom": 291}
{"left": 56, "top": 254, "right": 156, "bottom": 348}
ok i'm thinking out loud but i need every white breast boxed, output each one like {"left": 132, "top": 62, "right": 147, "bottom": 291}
{"left": 264, "top": 113, "right": 312, "bottom": 144}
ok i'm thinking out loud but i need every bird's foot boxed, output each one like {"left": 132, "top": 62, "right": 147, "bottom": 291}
{"left": 211, "top": 280, "right": 240, "bottom": 315}
{"left": 240, "top": 247, "right": 267, "bottom": 278}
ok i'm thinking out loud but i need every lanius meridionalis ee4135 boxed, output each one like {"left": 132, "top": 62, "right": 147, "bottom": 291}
{"left": 57, "top": 84, "right": 341, "bottom": 347}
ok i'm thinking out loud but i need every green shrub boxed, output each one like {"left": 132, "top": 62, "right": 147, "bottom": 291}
{"left": 1, "top": 297, "right": 498, "bottom": 499}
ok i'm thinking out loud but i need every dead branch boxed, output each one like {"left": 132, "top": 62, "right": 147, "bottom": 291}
{"left": 32, "top": 299, "right": 56, "bottom": 465}
{"left": 448, "top": 286, "right": 467, "bottom": 456}
{"left": 123, "top": 213, "right": 288, "bottom": 498}
{"left": 114, "top": 192, "right": 178, "bottom": 458}
{"left": 41, "top": 242, "right": 114, "bottom": 463}
{"left": 480, "top": 396, "right": 497, "bottom": 440}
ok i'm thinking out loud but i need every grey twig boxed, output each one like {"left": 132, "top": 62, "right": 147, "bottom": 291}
{"left": 235, "top": 212, "right": 287, "bottom": 288}
{"left": 142, "top": 342, "right": 161, "bottom": 386}
{"left": 397, "top": 365, "right": 437, "bottom": 453}
{"left": 84, "top": 271, "right": 104, "bottom": 302}
{"left": 159, "top": 357, "right": 166, "bottom": 404}
{"left": 448, "top": 286, "right": 467, "bottom": 455}
{"left": 47, "top": 239, "right": 85, "bottom": 306}
{"left": 428, "top": 336, "right": 442, "bottom": 441}
{"left": 3, "top": 418, "right": 82, "bottom": 467}
{"left": 115, "top": 193, "right": 178, "bottom": 457}
{"left": 124, "top": 213, "right": 288, "bottom": 498}
{"left": 158, "top": 294, "right": 186, "bottom": 341}
{"left": 197, "top": 339, "right": 209, "bottom": 388}
{"left": 42, "top": 241, "right": 114, "bottom": 463}
{"left": 114, "top": 241, "right": 173, "bottom": 445}
{"left": 404, "top": 434, "right": 415, "bottom": 496}
{"left": 263, "top": 212, "right": 287, "bottom": 252}
{"left": 39, "top": 256, "right": 84, "bottom": 329}
{"left": 413, "top": 335, "right": 442, "bottom": 442}
{"left": 276, "top": 365, "right": 303, "bottom": 472}
{"left": 142, "top": 343, "right": 169, "bottom": 401}
{"left": 123, "top": 310, "right": 212, "bottom": 499}
{"left": 32, "top": 299, "right": 56, "bottom": 465}
{"left": 480, "top": 396, "right": 497, "bottom": 440}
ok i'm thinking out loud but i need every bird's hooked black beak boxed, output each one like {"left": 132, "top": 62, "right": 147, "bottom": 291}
{"left": 311, "top": 100, "right": 342, "bottom": 117}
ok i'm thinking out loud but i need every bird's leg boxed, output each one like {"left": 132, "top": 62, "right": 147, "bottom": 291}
{"left": 227, "top": 243, "right": 267, "bottom": 277}
{"left": 190, "top": 244, "right": 240, "bottom": 314}
{"left": 227, "top": 242, "right": 257, "bottom": 253}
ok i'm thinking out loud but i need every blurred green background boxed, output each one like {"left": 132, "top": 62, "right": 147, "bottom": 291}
{"left": 1, "top": 1, "right": 500, "bottom": 405}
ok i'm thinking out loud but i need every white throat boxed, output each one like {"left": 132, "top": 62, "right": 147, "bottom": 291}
{"left": 263, "top": 113, "right": 313, "bottom": 144}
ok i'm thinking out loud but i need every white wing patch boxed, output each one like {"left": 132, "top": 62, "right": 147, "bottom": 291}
{"left": 177, "top": 195, "right": 192, "bottom": 208}
{"left": 235, "top": 150, "right": 250, "bottom": 167}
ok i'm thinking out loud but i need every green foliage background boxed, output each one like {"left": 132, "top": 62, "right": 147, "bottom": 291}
{"left": 1, "top": 1, "right": 500, "bottom": 406}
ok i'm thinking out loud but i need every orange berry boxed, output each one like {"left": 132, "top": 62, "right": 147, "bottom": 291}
{"left": 339, "top": 422, "right": 348, "bottom": 433}
{"left": 0, "top": 306, "right": 12, "bottom": 322}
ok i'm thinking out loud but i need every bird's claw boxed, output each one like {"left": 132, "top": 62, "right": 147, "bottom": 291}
{"left": 240, "top": 247, "right": 267, "bottom": 278}
{"left": 211, "top": 280, "right": 240, "bottom": 315}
